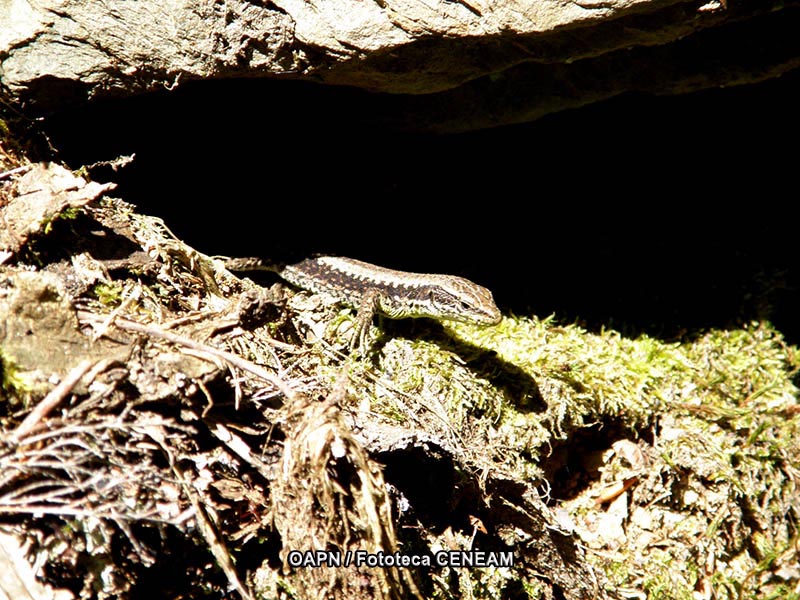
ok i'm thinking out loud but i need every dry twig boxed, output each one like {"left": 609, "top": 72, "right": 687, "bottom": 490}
{"left": 7, "top": 359, "right": 100, "bottom": 443}
{"left": 78, "top": 311, "right": 295, "bottom": 399}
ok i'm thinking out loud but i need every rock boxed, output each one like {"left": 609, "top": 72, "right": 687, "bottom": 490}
{"left": 0, "top": 163, "right": 115, "bottom": 256}
{"left": 1, "top": 0, "right": 798, "bottom": 131}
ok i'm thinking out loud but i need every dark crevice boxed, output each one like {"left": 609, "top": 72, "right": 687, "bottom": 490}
{"left": 38, "top": 71, "right": 800, "bottom": 343}
{"left": 542, "top": 419, "right": 655, "bottom": 502}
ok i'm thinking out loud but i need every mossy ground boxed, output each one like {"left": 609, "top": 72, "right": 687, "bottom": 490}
{"left": 334, "top": 313, "right": 800, "bottom": 599}
{"left": 1, "top": 157, "right": 797, "bottom": 598}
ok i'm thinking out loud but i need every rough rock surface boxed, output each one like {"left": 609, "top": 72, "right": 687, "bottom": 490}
{"left": 1, "top": 0, "right": 798, "bottom": 130}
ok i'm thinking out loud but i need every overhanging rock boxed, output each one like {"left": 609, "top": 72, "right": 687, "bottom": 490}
{"left": 1, "top": 0, "right": 798, "bottom": 131}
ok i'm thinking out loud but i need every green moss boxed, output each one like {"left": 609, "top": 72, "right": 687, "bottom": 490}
{"left": 641, "top": 552, "right": 697, "bottom": 600}
{"left": 0, "top": 348, "right": 28, "bottom": 400}
{"left": 43, "top": 205, "right": 82, "bottom": 235}
{"left": 448, "top": 317, "right": 799, "bottom": 599}
{"left": 604, "top": 559, "right": 632, "bottom": 586}
{"left": 450, "top": 317, "right": 797, "bottom": 437}
{"left": 92, "top": 281, "right": 124, "bottom": 306}
{"left": 307, "top": 307, "right": 798, "bottom": 599}
{"left": 519, "top": 577, "right": 545, "bottom": 599}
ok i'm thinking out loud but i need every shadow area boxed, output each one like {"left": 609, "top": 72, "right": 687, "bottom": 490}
{"left": 39, "top": 75, "right": 800, "bottom": 345}
{"left": 378, "top": 318, "right": 546, "bottom": 413}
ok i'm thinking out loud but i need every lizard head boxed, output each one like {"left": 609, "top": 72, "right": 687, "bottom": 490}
{"left": 422, "top": 276, "right": 503, "bottom": 326}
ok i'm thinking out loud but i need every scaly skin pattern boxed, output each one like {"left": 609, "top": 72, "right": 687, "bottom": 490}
{"left": 277, "top": 256, "right": 502, "bottom": 326}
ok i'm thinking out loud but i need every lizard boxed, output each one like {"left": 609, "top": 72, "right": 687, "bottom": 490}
{"left": 223, "top": 255, "right": 502, "bottom": 350}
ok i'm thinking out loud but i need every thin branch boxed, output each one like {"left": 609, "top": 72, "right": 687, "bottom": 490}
{"left": 0, "top": 164, "right": 32, "bottom": 180}
{"left": 8, "top": 359, "right": 100, "bottom": 443}
{"left": 78, "top": 311, "right": 296, "bottom": 399}
{"left": 0, "top": 505, "right": 182, "bottom": 524}
{"left": 209, "top": 422, "right": 274, "bottom": 479}
{"left": 90, "top": 286, "right": 141, "bottom": 342}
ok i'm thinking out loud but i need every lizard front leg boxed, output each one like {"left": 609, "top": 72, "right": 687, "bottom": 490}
{"left": 352, "top": 288, "right": 380, "bottom": 352}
